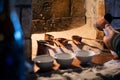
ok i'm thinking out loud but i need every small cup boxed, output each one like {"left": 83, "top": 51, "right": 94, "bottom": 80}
{"left": 96, "top": 17, "right": 109, "bottom": 31}
{"left": 96, "top": 13, "right": 113, "bottom": 31}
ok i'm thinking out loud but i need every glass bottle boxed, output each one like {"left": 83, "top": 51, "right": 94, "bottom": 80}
{"left": 0, "top": 0, "right": 25, "bottom": 80}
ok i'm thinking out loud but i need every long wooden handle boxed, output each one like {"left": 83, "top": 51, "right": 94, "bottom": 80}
{"left": 81, "top": 37, "right": 103, "bottom": 42}
{"left": 69, "top": 37, "right": 103, "bottom": 42}
{"left": 52, "top": 39, "right": 65, "bottom": 47}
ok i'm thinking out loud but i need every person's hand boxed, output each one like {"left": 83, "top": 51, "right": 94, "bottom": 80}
{"left": 96, "top": 17, "right": 109, "bottom": 31}
{"left": 103, "top": 24, "right": 119, "bottom": 50}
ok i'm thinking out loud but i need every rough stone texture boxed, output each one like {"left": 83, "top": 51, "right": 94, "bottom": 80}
{"left": 32, "top": 0, "right": 86, "bottom": 33}
{"left": 50, "top": 0, "right": 71, "bottom": 17}
{"left": 70, "top": 0, "right": 86, "bottom": 27}
{"left": 85, "top": 0, "right": 105, "bottom": 47}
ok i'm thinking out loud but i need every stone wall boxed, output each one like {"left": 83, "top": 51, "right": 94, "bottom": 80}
{"left": 85, "top": 0, "right": 105, "bottom": 46}
{"left": 32, "top": 0, "right": 86, "bottom": 33}
{"left": 70, "top": 0, "right": 86, "bottom": 27}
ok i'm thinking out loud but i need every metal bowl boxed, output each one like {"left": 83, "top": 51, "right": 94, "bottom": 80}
{"left": 54, "top": 53, "right": 75, "bottom": 68}
{"left": 75, "top": 50, "right": 95, "bottom": 64}
{"left": 33, "top": 55, "right": 54, "bottom": 71}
